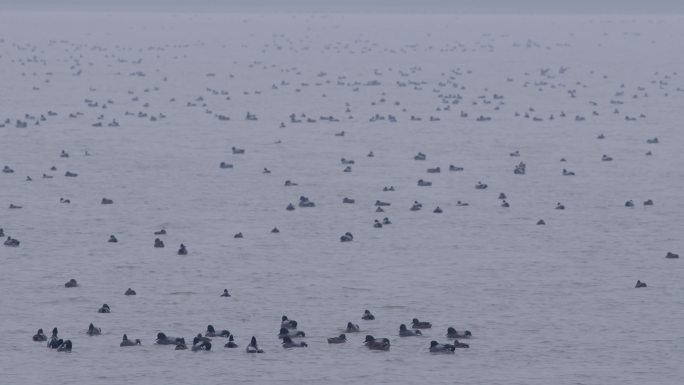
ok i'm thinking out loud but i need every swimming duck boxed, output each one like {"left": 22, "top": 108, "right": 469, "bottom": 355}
{"left": 427, "top": 167, "right": 440, "bottom": 173}
{"left": 373, "top": 220, "right": 383, "bottom": 228}
{"left": 417, "top": 179, "right": 432, "bottom": 186}
{"left": 284, "top": 180, "right": 298, "bottom": 186}
{"left": 635, "top": 280, "right": 647, "bottom": 288}
{"left": 205, "top": 325, "right": 230, "bottom": 338}
{"left": 108, "top": 235, "right": 118, "bottom": 243}
{"left": 456, "top": 201, "right": 469, "bottom": 206}
{"left": 224, "top": 335, "right": 238, "bottom": 348}
{"left": 602, "top": 154, "right": 613, "bottom": 161}
{"left": 346, "top": 322, "right": 360, "bottom": 333}
{"left": 279, "top": 327, "right": 305, "bottom": 339}
{"left": 412, "top": 318, "right": 432, "bottom": 329}
{"left": 501, "top": 200, "right": 510, "bottom": 208}
{"left": 343, "top": 166, "right": 352, "bottom": 172}
{"left": 98, "top": 304, "right": 111, "bottom": 313}
{"left": 340, "top": 232, "right": 354, "bottom": 242}
{"left": 498, "top": 193, "right": 507, "bottom": 200}
{"left": 410, "top": 202, "right": 422, "bottom": 211}
{"left": 33, "top": 329, "right": 47, "bottom": 341}
{"left": 510, "top": 150, "right": 520, "bottom": 157}
{"left": 376, "top": 207, "right": 385, "bottom": 213}
{"left": 375, "top": 200, "right": 391, "bottom": 206}
{"left": 101, "top": 198, "right": 113, "bottom": 204}
{"left": 156, "top": 333, "right": 185, "bottom": 346}
{"left": 327, "top": 334, "right": 346, "bottom": 344}
{"left": 87, "top": 323, "right": 102, "bottom": 336}
{"left": 429, "top": 341, "right": 455, "bottom": 353}
{"left": 382, "top": 218, "right": 391, "bottom": 225}
{"left": 364, "top": 335, "right": 390, "bottom": 351}
{"left": 47, "top": 328, "right": 61, "bottom": 348}
{"left": 362, "top": 310, "right": 375, "bottom": 320}
{"left": 246, "top": 336, "right": 264, "bottom": 353}
{"left": 234, "top": 232, "right": 243, "bottom": 238}
{"left": 221, "top": 289, "right": 231, "bottom": 297}
{"left": 555, "top": 203, "right": 565, "bottom": 210}
{"left": 64, "top": 171, "right": 78, "bottom": 177}
{"left": 282, "top": 336, "right": 307, "bottom": 348}
{"left": 562, "top": 168, "right": 575, "bottom": 176}
{"left": 414, "top": 152, "right": 426, "bottom": 161}
{"left": 666, "top": 252, "right": 679, "bottom": 259}
{"left": 154, "top": 229, "right": 167, "bottom": 235}
{"left": 64, "top": 279, "right": 78, "bottom": 288}
{"left": 446, "top": 327, "right": 472, "bottom": 339}
{"left": 537, "top": 219, "right": 546, "bottom": 225}
{"left": 175, "top": 342, "right": 188, "bottom": 350}
{"left": 367, "top": 151, "right": 374, "bottom": 157}
{"left": 286, "top": 203, "right": 295, "bottom": 211}
{"left": 625, "top": 200, "right": 634, "bottom": 207}
{"left": 192, "top": 339, "right": 212, "bottom": 351}
{"left": 4, "top": 237, "right": 20, "bottom": 247}
{"left": 281, "top": 316, "right": 298, "bottom": 329}
{"left": 298, "top": 196, "right": 315, "bottom": 207}
{"left": 433, "top": 206, "right": 443, "bottom": 213}
{"left": 271, "top": 227, "right": 280, "bottom": 233}
{"left": 263, "top": 168, "right": 271, "bottom": 174}
{"left": 475, "top": 182, "right": 488, "bottom": 190}
{"left": 643, "top": 200, "right": 654, "bottom": 206}
{"left": 120, "top": 334, "right": 141, "bottom": 347}
{"left": 177, "top": 244, "right": 187, "bottom": 255}
{"left": 231, "top": 146, "right": 245, "bottom": 154}
{"left": 56, "top": 340, "right": 72, "bottom": 352}
{"left": 449, "top": 165, "right": 464, "bottom": 172}
{"left": 343, "top": 197, "right": 355, "bottom": 204}
{"left": 154, "top": 238, "right": 164, "bottom": 248}
{"left": 399, "top": 324, "right": 422, "bottom": 336}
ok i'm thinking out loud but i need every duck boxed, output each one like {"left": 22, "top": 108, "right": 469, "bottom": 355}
{"left": 340, "top": 232, "right": 354, "bottom": 242}
{"left": 56, "top": 340, "right": 72, "bottom": 352}
{"left": 64, "top": 171, "right": 78, "bottom": 177}
{"left": 446, "top": 327, "right": 472, "bottom": 339}
{"left": 154, "top": 238, "right": 164, "bottom": 248}
{"left": 156, "top": 332, "right": 185, "bottom": 346}
{"left": 635, "top": 280, "right": 647, "bottom": 288}
{"left": 475, "top": 181, "right": 488, "bottom": 190}
{"left": 412, "top": 318, "right": 432, "bottom": 329}
{"left": 98, "top": 304, "right": 111, "bottom": 313}
{"left": 282, "top": 336, "right": 307, "bottom": 348}
{"left": 33, "top": 329, "right": 47, "bottom": 342}
{"left": 108, "top": 235, "right": 118, "bottom": 243}
{"left": 417, "top": 179, "right": 432, "bottom": 187}
{"left": 382, "top": 218, "right": 391, "bottom": 225}
{"left": 537, "top": 219, "right": 546, "bottom": 225}
{"left": 175, "top": 342, "right": 188, "bottom": 350}
{"left": 120, "top": 334, "right": 141, "bottom": 347}
{"left": 429, "top": 341, "right": 455, "bottom": 353}
{"left": 231, "top": 146, "right": 245, "bottom": 154}
{"left": 376, "top": 207, "right": 385, "bottom": 213}
{"left": 4, "top": 237, "right": 20, "bottom": 247}
{"left": 87, "top": 323, "right": 102, "bottom": 336}
{"left": 433, "top": 206, "right": 443, "bottom": 213}
{"left": 47, "top": 328, "right": 61, "bottom": 349}
{"left": 224, "top": 335, "right": 238, "bottom": 348}
{"left": 64, "top": 279, "right": 78, "bottom": 288}
{"left": 449, "top": 165, "right": 464, "bottom": 171}
{"left": 501, "top": 200, "right": 510, "bottom": 208}
{"left": 373, "top": 220, "right": 383, "bottom": 228}
{"left": 427, "top": 167, "right": 440, "bottom": 173}
{"left": 643, "top": 199, "right": 654, "bottom": 206}
{"left": 177, "top": 244, "right": 187, "bottom": 255}
{"left": 414, "top": 152, "right": 426, "bottom": 161}
{"left": 562, "top": 168, "right": 575, "bottom": 176}
{"left": 284, "top": 180, "right": 298, "bottom": 186}
{"left": 271, "top": 227, "right": 280, "bottom": 233}
{"left": 343, "top": 197, "right": 355, "bottom": 204}
{"left": 666, "top": 252, "right": 679, "bottom": 259}
{"left": 205, "top": 325, "right": 230, "bottom": 338}
{"left": 101, "top": 198, "right": 113, "bottom": 204}
{"left": 192, "top": 338, "right": 212, "bottom": 351}
{"left": 220, "top": 289, "right": 231, "bottom": 297}
{"left": 367, "top": 151, "right": 374, "bottom": 157}
{"left": 346, "top": 322, "right": 360, "bottom": 333}
{"left": 498, "top": 193, "right": 507, "bottom": 200}
{"left": 602, "top": 154, "right": 613, "bottom": 161}
{"left": 625, "top": 200, "right": 634, "bottom": 207}
{"left": 234, "top": 232, "right": 243, "bottom": 238}
{"left": 375, "top": 200, "right": 391, "bottom": 206}
{"left": 279, "top": 327, "right": 305, "bottom": 339}
{"left": 154, "top": 229, "right": 167, "bottom": 235}
{"left": 364, "top": 335, "right": 390, "bottom": 351}
{"left": 194, "top": 333, "right": 211, "bottom": 343}
{"left": 327, "top": 334, "right": 346, "bottom": 344}
{"left": 456, "top": 201, "right": 469, "bottom": 206}
{"left": 286, "top": 203, "right": 295, "bottom": 211}
{"left": 399, "top": 324, "right": 422, "bottom": 336}
{"left": 362, "top": 310, "right": 375, "bottom": 320}
{"left": 555, "top": 202, "right": 565, "bottom": 210}
{"left": 246, "top": 336, "right": 264, "bottom": 353}
{"left": 281, "top": 316, "right": 298, "bottom": 329}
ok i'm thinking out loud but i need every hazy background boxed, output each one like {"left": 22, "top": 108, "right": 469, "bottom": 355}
{"left": 0, "top": 0, "right": 682, "bottom": 14}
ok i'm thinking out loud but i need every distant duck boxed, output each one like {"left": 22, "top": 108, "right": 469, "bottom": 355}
{"left": 282, "top": 336, "right": 307, "bottom": 348}
{"left": 33, "top": 329, "right": 47, "bottom": 341}
{"left": 414, "top": 152, "right": 427, "bottom": 161}
{"left": 60, "top": 198, "right": 70, "bottom": 203}
{"left": 410, "top": 202, "right": 422, "bottom": 211}
{"left": 447, "top": 327, "right": 472, "bottom": 339}
{"left": 8, "top": 204, "right": 22, "bottom": 209}
{"left": 298, "top": 196, "right": 315, "bottom": 207}
{"left": 429, "top": 341, "right": 455, "bottom": 353}
{"left": 560, "top": 158, "right": 567, "bottom": 162}
{"left": 219, "top": 162, "right": 233, "bottom": 169}
{"left": 334, "top": 131, "right": 345, "bottom": 137}
{"left": 498, "top": 193, "right": 506, "bottom": 200}
{"left": 362, "top": 310, "right": 375, "bottom": 320}
{"left": 42, "top": 173, "right": 53, "bottom": 179}
{"left": 562, "top": 168, "right": 575, "bottom": 176}
{"left": 635, "top": 280, "right": 647, "bottom": 288}
{"left": 246, "top": 336, "right": 264, "bottom": 353}
{"left": 412, "top": 318, "right": 432, "bottom": 329}
{"left": 449, "top": 165, "right": 464, "bottom": 172}
{"left": 47, "top": 328, "right": 60, "bottom": 348}
{"left": 156, "top": 332, "right": 185, "bottom": 346}
{"left": 263, "top": 168, "right": 271, "bottom": 174}
{"left": 555, "top": 202, "right": 565, "bottom": 210}
{"left": 221, "top": 289, "right": 231, "bottom": 297}
{"left": 125, "top": 288, "right": 136, "bottom": 296}
{"left": 343, "top": 197, "right": 355, "bottom": 204}
{"left": 64, "top": 279, "right": 78, "bottom": 288}
{"left": 341, "top": 158, "right": 355, "bottom": 165}
{"left": 192, "top": 339, "right": 212, "bottom": 351}
{"left": 2, "top": 165, "right": 15, "bottom": 173}
{"left": 367, "top": 151, "right": 374, "bottom": 157}
{"left": 501, "top": 200, "right": 510, "bottom": 208}
{"left": 286, "top": 203, "right": 295, "bottom": 211}
{"left": 64, "top": 171, "right": 78, "bottom": 177}
{"left": 625, "top": 200, "right": 634, "bottom": 207}
{"left": 346, "top": 322, "right": 361, "bottom": 333}
{"left": 154, "top": 229, "right": 166, "bottom": 235}
{"left": 646, "top": 137, "right": 659, "bottom": 144}
{"left": 537, "top": 219, "right": 546, "bottom": 225}
{"left": 177, "top": 244, "right": 187, "bottom": 255}
{"left": 224, "top": 335, "right": 238, "bottom": 348}
{"left": 433, "top": 206, "right": 443, "bottom": 213}
{"left": 601, "top": 154, "right": 613, "bottom": 161}
{"left": 279, "top": 327, "right": 305, "bottom": 339}
{"left": 375, "top": 200, "right": 391, "bottom": 206}
{"left": 206, "top": 325, "right": 230, "bottom": 338}
{"left": 666, "top": 252, "right": 679, "bottom": 259}
{"left": 234, "top": 232, "right": 243, "bottom": 238}
{"left": 56, "top": 340, "right": 72, "bottom": 352}
{"left": 175, "top": 342, "right": 188, "bottom": 350}
{"left": 510, "top": 150, "right": 520, "bottom": 157}
{"left": 281, "top": 315, "right": 298, "bottom": 329}
{"left": 456, "top": 201, "right": 469, "bottom": 206}
{"left": 343, "top": 166, "right": 352, "bottom": 172}
{"left": 376, "top": 207, "right": 385, "bottom": 213}
{"left": 399, "top": 324, "right": 422, "bottom": 336}
{"left": 26, "top": 176, "right": 32, "bottom": 181}
{"left": 98, "top": 304, "right": 111, "bottom": 313}
{"left": 60, "top": 150, "right": 69, "bottom": 158}
{"left": 284, "top": 180, "right": 298, "bottom": 186}
{"left": 475, "top": 181, "right": 488, "bottom": 190}
{"left": 120, "top": 334, "right": 141, "bottom": 347}
{"left": 364, "top": 335, "right": 390, "bottom": 351}
{"left": 597, "top": 134, "right": 605, "bottom": 139}
{"left": 271, "top": 227, "right": 280, "bottom": 233}
{"left": 427, "top": 167, "right": 440, "bottom": 173}
{"left": 101, "top": 198, "right": 113, "bottom": 204}
{"left": 373, "top": 220, "right": 383, "bottom": 228}
{"left": 643, "top": 199, "right": 654, "bottom": 206}
{"left": 645, "top": 151, "right": 652, "bottom": 156}
{"left": 50, "top": 166, "right": 57, "bottom": 171}
{"left": 4, "top": 236, "right": 20, "bottom": 247}
{"left": 327, "top": 334, "right": 346, "bottom": 343}
{"left": 340, "top": 232, "right": 354, "bottom": 242}
{"left": 232, "top": 146, "right": 245, "bottom": 154}
{"left": 382, "top": 218, "right": 391, "bottom": 225}
{"left": 417, "top": 179, "right": 432, "bottom": 187}
{"left": 154, "top": 238, "right": 164, "bottom": 248}
{"left": 87, "top": 323, "right": 102, "bottom": 336}
{"left": 108, "top": 235, "right": 118, "bottom": 243}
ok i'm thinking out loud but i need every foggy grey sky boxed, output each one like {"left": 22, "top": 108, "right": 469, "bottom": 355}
{"left": 0, "top": 0, "right": 682, "bottom": 14}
